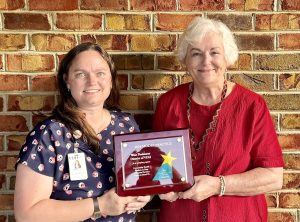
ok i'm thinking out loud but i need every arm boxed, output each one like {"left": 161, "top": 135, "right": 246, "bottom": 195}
{"left": 222, "top": 167, "right": 283, "bottom": 195}
{"left": 14, "top": 164, "right": 148, "bottom": 222}
{"left": 178, "top": 167, "right": 283, "bottom": 202}
{"left": 14, "top": 164, "right": 94, "bottom": 222}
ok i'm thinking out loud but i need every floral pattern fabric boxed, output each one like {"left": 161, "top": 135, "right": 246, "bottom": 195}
{"left": 16, "top": 111, "right": 139, "bottom": 222}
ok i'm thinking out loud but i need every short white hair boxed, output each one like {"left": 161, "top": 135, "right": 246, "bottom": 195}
{"left": 177, "top": 17, "right": 238, "bottom": 66}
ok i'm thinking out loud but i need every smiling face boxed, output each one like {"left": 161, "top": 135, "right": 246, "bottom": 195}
{"left": 185, "top": 32, "right": 228, "bottom": 87}
{"left": 65, "top": 50, "right": 112, "bottom": 111}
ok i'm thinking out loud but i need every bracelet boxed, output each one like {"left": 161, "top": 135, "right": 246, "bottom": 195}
{"left": 218, "top": 175, "right": 226, "bottom": 196}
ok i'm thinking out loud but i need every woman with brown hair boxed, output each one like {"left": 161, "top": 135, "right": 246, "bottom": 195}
{"left": 14, "top": 42, "right": 151, "bottom": 222}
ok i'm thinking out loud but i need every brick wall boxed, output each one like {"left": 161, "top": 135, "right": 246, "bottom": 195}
{"left": 0, "top": 0, "right": 299, "bottom": 221}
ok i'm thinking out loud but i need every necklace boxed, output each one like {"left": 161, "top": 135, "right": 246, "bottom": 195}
{"left": 187, "top": 80, "right": 228, "bottom": 151}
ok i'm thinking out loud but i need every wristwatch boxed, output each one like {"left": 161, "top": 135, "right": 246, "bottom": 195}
{"left": 92, "top": 197, "right": 102, "bottom": 219}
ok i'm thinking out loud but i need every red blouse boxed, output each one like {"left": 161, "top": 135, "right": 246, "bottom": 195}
{"left": 153, "top": 83, "right": 284, "bottom": 222}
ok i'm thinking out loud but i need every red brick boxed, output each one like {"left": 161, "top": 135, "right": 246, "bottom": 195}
{"left": 132, "top": 74, "right": 175, "bottom": 90}
{"left": 265, "top": 193, "right": 277, "bottom": 207}
{"left": 268, "top": 212, "right": 296, "bottom": 222}
{"left": 282, "top": 0, "right": 300, "bottom": 10}
{"left": 81, "top": 35, "right": 127, "bottom": 51}
{"left": 0, "top": 55, "right": 3, "bottom": 70}
{"left": 0, "top": 97, "right": 3, "bottom": 112}
{"left": 279, "top": 193, "right": 300, "bottom": 208}
{"left": 32, "top": 75, "right": 57, "bottom": 91}
{"left": 0, "top": 174, "right": 5, "bottom": 189}
{"left": 229, "top": 73, "right": 275, "bottom": 91}
{"left": 29, "top": 0, "right": 78, "bottom": 10}
{"left": 0, "top": 75, "right": 28, "bottom": 91}
{"left": 229, "top": 54, "right": 252, "bottom": 71}
{"left": 7, "top": 135, "right": 26, "bottom": 151}
{"left": 3, "top": 13, "right": 50, "bottom": 30}
{"left": 0, "top": 194, "right": 13, "bottom": 210}
{"left": 208, "top": 14, "right": 252, "bottom": 31}
{"left": 7, "top": 54, "right": 55, "bottom": 72}
{"left": 0, "top": 34, "right": 26, "bottom": 50}
{"left": 32, "top": 34, "right": 76, "bottom": 51}
{"left": 229, "top": 0, "right": 273, "bottom": 10}
{"left": 271, "top": 14, "right": 290, "bottom": 30}
{"left": 106, "top": 14, "right": 151, "bottom": 31}
{"left": 32, "top": 114, "right": 49, "bottom": 128}
{"left": 156, "top": 14, "right": 195, "bottom": 31}
{"left": 157, "top": 56, "right": 183, "bottom": 71}
{"left": 134, "top": 114, "right": 153, "bottom": 131}
{"left": 279, "top": 34, "right": 300, "bottom": 50}
{"left": 256, "top": 54, "right": 300, "bottom": 71}
{"left": 279, "top": 74, "right": 300, "bottom": 90}
{"left": 0, "top": 156, "right": 17, "bottom": 171}
{"left": 0, "top": 115, "right": 28, "bottom": 132}
{"left": 283, "top": 154, "right": 300, "bottom": 170}
{"left": 81, "top": 0, "right": 128, "bottom": 10}
{"left": 263, "top": 94, "right": 300, "bottom": 111}
{"left": 281, "top": 114, "right": 300, "bottom": 130}
{"left": 0, "top": 0, "right": 25, "bottom": 9}
{"left": 56, "top": 13, "right": 102, "bottom": 31}
{"left": 112, "top": 55, "right": 154, "bottom": 70}
{"left": 256, "top": 14, "right": 271, "bottom": 31}
{"left": 8, "top": 95, "right": 55, "bottom": 111}
{"left": 256, "top": 14, "right": 300, "bottom": 31}
{"left": 289, "top": 14, "right": 300, "bottom": 29}
{"left": 236, "top": 34, "right": 274, "bottom": 50}
{"left": 283, "top": 173, "right": 300, "bottom": 189}
{"left": 181, "top": 74, "right": 193, "bottom": 84}
{"left": 130, "top": 35, "right": 176, "bottom": 52}
{"left": 117, "top": 74, "right": 128, "bottom": 90}
{"left": 119, "top": 94, "right": 153, "bottom": 110}
{"left": 10, "top": 176, "right": 16, "bottom": 190}
{"left": 131, "top": 0, "right": 176, "bottom": 10}
{"left": 0, "top": 136, "right": 3, "bottom": 151}
{"left": 180, "top": 0, "right": 224, "bottom": 10}
{"left": 278, "top": 134, "right": 300, "bottom": 150}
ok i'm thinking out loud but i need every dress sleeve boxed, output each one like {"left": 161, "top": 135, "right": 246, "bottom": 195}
{"left": 153, "top": 96, "right": 165, "bottom": 131}
{"left": 250, "top": 98, "right": 284, "bottom": 168}
{"left": 117, "top": 111, "right": 140, "bottom": 133}
{"left": 16, "top": 122, "right": 60, "bottom": 177}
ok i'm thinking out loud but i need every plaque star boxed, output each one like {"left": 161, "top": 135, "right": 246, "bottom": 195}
{"left": 161, "top": 151, "right": 176, "bottom": 166}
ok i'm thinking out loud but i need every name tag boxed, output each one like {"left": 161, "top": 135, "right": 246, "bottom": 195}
{"left": 68, "top": 152, "right": 88, "bottom": 181}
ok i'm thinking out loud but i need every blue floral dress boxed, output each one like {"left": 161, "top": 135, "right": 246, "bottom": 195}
{"left": 16, "top": 111, "right": 140, "bottom": 222}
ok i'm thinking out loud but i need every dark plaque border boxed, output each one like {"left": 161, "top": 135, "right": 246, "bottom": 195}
{"left": 114, "top": 129, "right": 194, "bottom": 196}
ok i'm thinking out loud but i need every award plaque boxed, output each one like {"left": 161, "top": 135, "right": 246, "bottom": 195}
{"left": 114, "top": 129, "right": 194, "bottom": 196}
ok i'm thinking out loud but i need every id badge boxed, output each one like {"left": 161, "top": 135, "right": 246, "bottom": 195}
{"left": 68, "top": 152, "right": 88, "bottom": 181}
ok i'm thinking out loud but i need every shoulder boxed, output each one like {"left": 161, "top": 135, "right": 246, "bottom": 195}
{"left": 229, "top": 84, "right": 270, "bottom": 116}
{"left": 25, "top": 117, "right": 73, "bottom": 145}
{"left": 110, "top": 110, "right": 139, "bottom": 132}
{"left": 234, "top": 84, "right": 267, "bottom": 106}
{"left": 111, "top": 110, "right": 134, "bottom": 121}
{"left": 31, "top": 117, "right": 70, "bottom": 135}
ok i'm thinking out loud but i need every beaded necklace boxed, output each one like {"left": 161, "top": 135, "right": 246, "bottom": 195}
{"left": 187, "top": 80, "right": 228, "bottom": 151}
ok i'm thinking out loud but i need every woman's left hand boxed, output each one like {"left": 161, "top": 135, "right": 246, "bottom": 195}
{"left": 178, "top": 175, "right": 219, "bottom": 202}
{"left": 125, "top": 195, "right": 152, "bottom": 213}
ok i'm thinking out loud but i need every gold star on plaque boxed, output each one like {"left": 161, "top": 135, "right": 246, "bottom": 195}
{"left": 161, "top": 151, "right": 176, "bottom": 166}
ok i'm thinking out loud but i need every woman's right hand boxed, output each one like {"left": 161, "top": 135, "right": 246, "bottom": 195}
{"left": 98, "top": 188, "right": 139, "bottom": 216}
{"left": 158, "top": 192, "right": 179, "bottom": 202}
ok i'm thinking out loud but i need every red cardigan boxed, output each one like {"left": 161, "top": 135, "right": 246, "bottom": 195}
{"left": 153, "top": 83, "right": 284, "bottom": 222}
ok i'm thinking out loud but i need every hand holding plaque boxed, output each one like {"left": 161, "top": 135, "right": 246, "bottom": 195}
{"left": 114, "top": 129, "right": 194, "bottom": 196}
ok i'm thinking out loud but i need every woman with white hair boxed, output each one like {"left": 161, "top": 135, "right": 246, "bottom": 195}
{"left": 153, "top": 17, "right": 283, "bottom": 222}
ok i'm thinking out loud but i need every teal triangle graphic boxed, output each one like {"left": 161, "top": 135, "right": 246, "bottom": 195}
{"left": 153, "top": 163, "right": 173, "bottom": 181}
